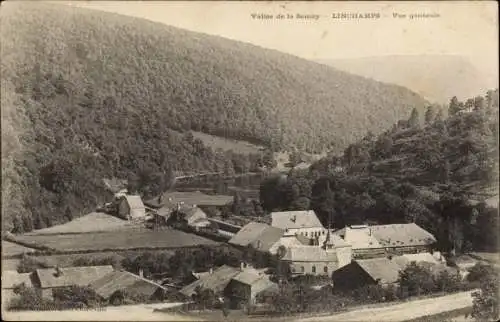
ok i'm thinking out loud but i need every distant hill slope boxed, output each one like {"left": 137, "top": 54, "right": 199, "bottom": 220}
{"left": 1, "top": 2, "right": 428, "bottom": 153}
{"left": 318, "top": 55, "right": 497, "bottom": 104}
{"left": 1, "top": 2, "right": 427, "bottom": 231}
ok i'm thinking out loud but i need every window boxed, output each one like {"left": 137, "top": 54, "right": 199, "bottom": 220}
{"left": 324, "top": 266, "right": 328, "bottom": 273}
{"left": 300, "top": 266, "right": 305, "bottom": 273}
{"left": 312, "top": 266, "right": 316, "bottom": 273}
{"left": 305, "top": 232, "right": 308, "bottom": 237}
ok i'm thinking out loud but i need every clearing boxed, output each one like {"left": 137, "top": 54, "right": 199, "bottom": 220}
{"left": 24, "top": 212, "right": 139, "bottom": 235}
{"left": 14, "top": 229, "right": 220, "bottom": 253}
{"left": 191, "top": 131, "right": 264, "bottom": 154}
{"left": 2, "top": 241, "right": 36, "bottom": 257}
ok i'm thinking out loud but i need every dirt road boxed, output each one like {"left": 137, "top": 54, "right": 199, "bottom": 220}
{"left": 3, "top": 291, "right": 475, "bottom": 322}
{"left": 294, "top": 291, "right": 475, "bottom": 322}
{"left": 3, "top": 302, "right": 197, "bottom": 321}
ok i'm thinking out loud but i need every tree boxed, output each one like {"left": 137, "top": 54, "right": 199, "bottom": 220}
{"left": 473, "top": 96, "right": 485, "bottom": 111}
{"left": 398, "top": 262, "right": 435, "bottom": 296}
{"left": 471, "top": 267, "right": 499, "bottom": 321}
{"left": 435, "top": 108, "right": 445, "bottom": 123}
{"left": 64, "top": 207, "right": 73, "bottom": 222}
{"left": 12, "top": 216, "right": 24, "bottom": 234}
{"left": 424, "top": 106, "right": 436, "bottom": 125}
{"left": 408, "top": 108, "right": 420, "bottom": 128}
{"left": 449, "top": 96, "right": 462, "bottom": 116}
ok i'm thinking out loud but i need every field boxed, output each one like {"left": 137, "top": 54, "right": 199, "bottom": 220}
{"left": 24, "top": 212, "right": 139, "bottom": 235}
{"left": 17, "top": 249, "right": 178, "bottom": 269}
{"left": 191, "top": 131, "right": 264, "bottom": 154}
{"left": 2, "top": 241, "right": 36, "bottom": 257}
{"left": 13, "top": 229, "right": 220, "bottom": 253}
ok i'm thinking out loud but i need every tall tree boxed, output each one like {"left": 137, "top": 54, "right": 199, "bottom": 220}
{"left": 408, "top": 108, "right": 420, "bottom": 128}
{"left": 424, "top": 106, "right": 436, "bottom": 125}
{"left": 448, "top": 96, "right": 462, "bottom": 116}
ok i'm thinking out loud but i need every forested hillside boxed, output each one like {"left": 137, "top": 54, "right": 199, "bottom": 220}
{"left": 0, "top": 2, "right": 428, "bottom": 232}
{"left": 259, "top": 90, "right": 499, "bottom": 253}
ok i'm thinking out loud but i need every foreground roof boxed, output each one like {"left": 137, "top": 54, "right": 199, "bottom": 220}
{"left": 35, "top": 266, "right": 114, "bottom": 289}
{"left": 355, "top": 258, "right": 401, "bottom": 284}
{"left": 89, "top": 270, "right": 167, "bottom": 299}
{"left": 229, "top": 222, "right": 284, "bottom": 252}
{"left": 271, "top": 210, "right": 324, "bottom": 230}
{"left": 2, "top": 271, "right": 33, "bottom": 289}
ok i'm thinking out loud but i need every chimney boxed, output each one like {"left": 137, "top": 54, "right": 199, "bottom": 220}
{"left": 240, "top": 261, "right": 246, "bottom": 271}
{"left": 139, "top": 269, "right": 144, "bottom": 278}
{"left": 209, "top": 267, "right": 214, "bottom": 275}
{"left": 54, "top": 266, "right": 63, "bottom": 277}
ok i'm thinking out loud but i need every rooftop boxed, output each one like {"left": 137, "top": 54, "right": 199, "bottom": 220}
{"left": 123, "top": 195, "right": 145, "bottom": 210}
{"left": 333, "top": 226, "right": 381, "bottom": 250}
{"left": 229, "top": 222, "right": 284, "bottom": 252}
{"left": 89, "top": 270, "right": 167, "bottom": 299}
{"left": 281, "top": 245, "right": 338, "bottom": 263}
{"left": 355, "top": 258, "right": 402, "bottom": 284}
{"left": 2, "top": 271, "right": 33, "bottom": 289}
{"left": 370, "top": 223, "right": 436, "bottom": 247}
{"left": 179, "top": 265, "right": 241, "bottom": 297}
{"left": 35, "top": 265, "right": 114, "bottom": 289}
{"left": 271, "top": 210, "right": 324, "bottom": 230}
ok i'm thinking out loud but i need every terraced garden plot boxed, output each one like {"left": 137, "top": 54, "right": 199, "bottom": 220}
{"left": 14, "top": 229, "right": 220, "bottom": 253}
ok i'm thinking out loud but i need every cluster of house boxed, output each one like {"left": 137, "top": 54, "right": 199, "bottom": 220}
{"left": 2, "top": 266, "right": 170, "bottom": 307}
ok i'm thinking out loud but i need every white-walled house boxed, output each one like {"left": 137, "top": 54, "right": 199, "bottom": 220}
{"left": 270, "top": 210, "right": 326, "bottom": 238}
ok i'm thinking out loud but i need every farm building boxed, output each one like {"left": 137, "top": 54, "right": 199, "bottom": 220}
{"left": 370, "top": 223, "right": 436, "bottom": 254}
{"left": 320, "top": 230, "right": 353, "bottom": 268}
{"left": 89, "top": 270, "right": 170, "bottom": 301}
{"left": 32, "top": 266, "right": 114, "bottom": 299}
{"left": 180, "top": 206, "right": 210, "bottom": 230}
{"left": 333, "top": 223, "right": 436, "bottom": 259}
{"left": 229, "top": 222, "right": 284, "bottom": 253}
{"left": 117, "top": 195, "right": 146, "bottom": 220}
{"left": 270, "top": 210, "right": 325, "bottom": 237}
{"left": 179, "top": 265, "right": 241, "bottom": 298}
{"left": 332, "top": 258, "right": 402, "bottom": 291}
{"left": 225, "top": 267, "right": 278, "bottom": 308}
{"left": 281, "top": 246, "right": 338, "bottom": 276}
{"left": 2, "top": 270, "right": 33, "bottom": 307}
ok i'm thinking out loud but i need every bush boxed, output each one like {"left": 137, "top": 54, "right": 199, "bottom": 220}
{"left": 434, "top": 270, "right": 462, "bottom": 293}
{"left": 17, "top": 255, "right": 50, "bottom": 273}
{"left": 398, "top": 262, "right": 436, "bottom": 297}
{"left": 52, "top": 285, "right": 103, "bottom": 309}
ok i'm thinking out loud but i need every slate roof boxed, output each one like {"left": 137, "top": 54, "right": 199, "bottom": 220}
{"left": 333, "top": 226, "right": 381, "bottom": 250}
{"left": 35, "top": 266, "right": 114, "bottom": 289}
{"left": 281, "top": 246, "right": 338, "bottom": 263}
{"left": 391, "top": 252, "right": 440, "bottom": 268}
{"left": 229, "top": 222, "right": 284, "bottom": 252}
{"left": 370, "top": 223, "right": 436, "bottom": 247}
{"left": 179, "top": 265, "right": 241, "bottom": 297}
{"left": 271, "top": 210, "right": 324, "bottom": 230}
{"left": 2, "top": 271, "right": 33, "bottom": 289}
{"left": 355, "top": 258, "right": 401, "bottom": 284}
{"left": 89, "top": 270, "right": 167, "bottom": 299}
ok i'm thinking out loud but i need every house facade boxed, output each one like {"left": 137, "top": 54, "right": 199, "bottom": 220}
{"left": 281, "top": 246, "right": 338, "bottom": 276}
{"left": 270, "top": 210, "right": 326, "bottom": 237}
{"left": 333, "top": 223, "right": 436, "bottom": 259}
{"left": 225, "top": 268, "right": 277, "bottom": 309}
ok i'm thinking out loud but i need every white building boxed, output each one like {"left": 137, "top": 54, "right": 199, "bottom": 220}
{"left": 270, "top": 210, "right": 326, "bottom": 238}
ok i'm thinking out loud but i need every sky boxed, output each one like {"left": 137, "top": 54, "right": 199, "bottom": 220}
{"left": 63, "top": 1, "right": 498, "bottom": 75}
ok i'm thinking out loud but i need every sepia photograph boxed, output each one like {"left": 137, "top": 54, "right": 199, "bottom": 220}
{"left": 1, "top": 1, "right": 499, "bottom": 321}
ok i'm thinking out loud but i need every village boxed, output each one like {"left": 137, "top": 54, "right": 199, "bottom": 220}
{"left": 3, "top": 175, "right": 497, "bottom": 319}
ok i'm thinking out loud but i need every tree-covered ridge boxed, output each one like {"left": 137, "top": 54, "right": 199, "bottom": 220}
{"left": 260, "top": 90, "right": 499, "bottom": 253}
{"left": 1, "top": 2, "right": 427, "bottom": 154}
{"left": 1, "top": 2, "right": 428, "bottom": 232}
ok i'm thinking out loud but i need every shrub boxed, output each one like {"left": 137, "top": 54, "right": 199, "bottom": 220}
{"left": 398, "top": 262, "right": 436, "bottom": 296}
